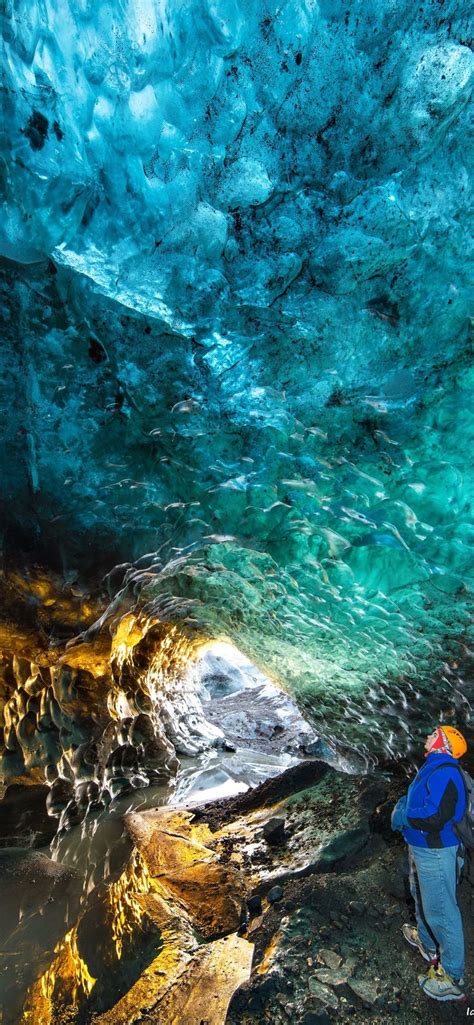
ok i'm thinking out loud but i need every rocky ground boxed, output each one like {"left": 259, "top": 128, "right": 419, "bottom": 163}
{"left": 222, "top": 765, "right": 474, "bottom": 1025}
{"left": 227, "top": 839, "right": 474, "bottom": 1025}
{"left": 3, "top": 755, "right": 473, "bottom": 1025}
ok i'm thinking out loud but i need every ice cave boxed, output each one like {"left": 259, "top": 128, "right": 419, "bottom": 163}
{"left": 0, "top": 1, "right": 473, "bottom": 1022}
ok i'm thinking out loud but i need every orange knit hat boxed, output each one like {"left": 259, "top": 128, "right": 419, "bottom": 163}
{"left": 438, "top": 725, "right": 468, "bottom": 759}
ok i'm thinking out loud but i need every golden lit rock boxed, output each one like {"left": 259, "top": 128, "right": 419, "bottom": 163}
{"left": 96, "top": 932, "right": 253, "bottom": 1025}
{"left": 20, "top": 805, "right": 252, "bottom": 1025}
{"left": 0, "top": 569, "right": 209, "bottom": 799}
{"left": 126, "top": 808, "right": 246, "bottom": 938}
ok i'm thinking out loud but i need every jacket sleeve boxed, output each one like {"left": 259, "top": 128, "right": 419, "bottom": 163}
{"left": 391, "top": 795, "right": 408, "bottom": 832}
{"left": 406, "top": 771, "right": 459, "bottom": 833}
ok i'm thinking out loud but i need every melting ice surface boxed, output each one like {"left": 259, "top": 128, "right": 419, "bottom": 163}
{"left": 1, "top": 0, "right": 473, "bottom": 756}
{"left": 49, "top": 644, "right": 311, "bottom": 895}
{"left": 2, "top": 646, "right": 313, "bottom": 1021}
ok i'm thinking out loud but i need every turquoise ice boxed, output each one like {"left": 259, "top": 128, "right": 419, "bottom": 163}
{"left": 1, "top": 1, "right": 473, "bottom": 755}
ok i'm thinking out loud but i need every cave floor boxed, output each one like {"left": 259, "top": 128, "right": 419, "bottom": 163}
{"left": 6, "top": 759, "right": 474, "bottom": 1025}
{"left": 228, "top": 839, "right": 474, "bottom": 1025}
{"left": 201, "top": 762, "right": 474, "bottom": 1025}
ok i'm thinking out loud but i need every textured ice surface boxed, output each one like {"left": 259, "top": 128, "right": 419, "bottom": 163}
{"left": 1, "top": 1, "right": 473, "bottom": 754}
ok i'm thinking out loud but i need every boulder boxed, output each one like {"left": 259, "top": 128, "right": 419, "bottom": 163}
{"left": 267, "top": 885, "right": 284, "bottom": 904}
{"left": 348, "top": 977, "right": 380, "bottom": 1007}
{"left": 317, "top": 948, "right": 343, "bottom": 970}
{"left": 263, "top": 816, "right": 286, "bottom": 845}
{"left": 302, "top": 1012, "right": 332, "bottom": 1025}
{"left": 247, "top": 893, "right": 263, "bottom": 917}
{"left": 312, "top": 966, "right": 350, "bottom": 987}
{"left": 308, "top": 979, "right": 339, "bottom": 1009}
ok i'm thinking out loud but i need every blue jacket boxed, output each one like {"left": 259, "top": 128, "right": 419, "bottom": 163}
{"left": 397, "top": 753, "right": 466, "bottom": 849}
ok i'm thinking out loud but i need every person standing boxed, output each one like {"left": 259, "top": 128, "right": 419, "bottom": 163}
{"left": 391, "top": 724, "right": 467, "bottom": 1002}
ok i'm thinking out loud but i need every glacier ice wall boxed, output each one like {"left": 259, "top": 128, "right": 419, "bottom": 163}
{"left": 1, "top": 0, "right": 473, "bottom": 754}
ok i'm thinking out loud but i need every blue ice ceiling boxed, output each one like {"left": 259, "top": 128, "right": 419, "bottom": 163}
{"left": 1, "top": 0, "right": 473, "bottom": 750}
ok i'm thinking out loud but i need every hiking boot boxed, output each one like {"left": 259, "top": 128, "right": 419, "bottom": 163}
{"left": 401, "top": 924, "right": 437, "bottom": 963}
{"left": 418, "top": 965, "right": 466, "bottom": 1002}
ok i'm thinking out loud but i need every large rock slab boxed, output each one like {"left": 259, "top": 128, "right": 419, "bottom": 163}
{"left": 96, "top": 931, "right": 254, "bottom": 1025}
{"left": 126, "top": 808, "right": 246, "bottom": 938}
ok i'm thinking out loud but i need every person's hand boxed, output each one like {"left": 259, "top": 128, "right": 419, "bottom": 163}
{"left": 391, "top": 795, "right": 408, "bottom": 832}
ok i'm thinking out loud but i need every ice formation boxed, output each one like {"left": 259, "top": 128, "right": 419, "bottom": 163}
{"left": 1, "top": 0, "right": 473, "bottom": 774}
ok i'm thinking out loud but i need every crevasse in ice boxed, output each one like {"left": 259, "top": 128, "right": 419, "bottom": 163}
{"left": 1, "top": 1, "right": 473, "bottom": 752}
